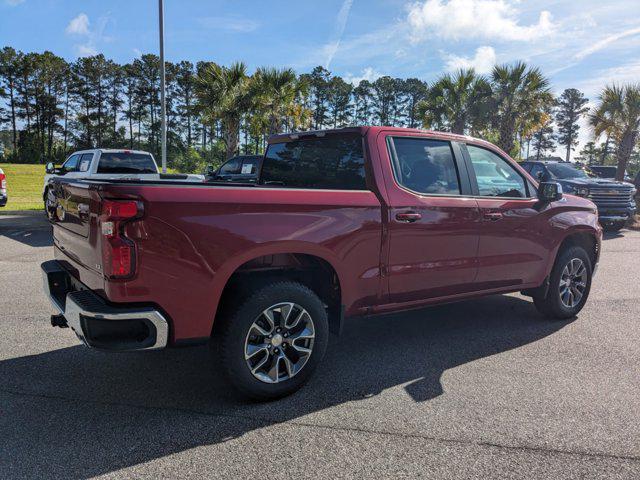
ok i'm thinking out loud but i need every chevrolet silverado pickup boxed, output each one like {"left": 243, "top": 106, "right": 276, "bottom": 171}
{"left": 521, "top": 160, "right": 637, "bottom": 231}
{"left": 43, "top": 149, "right": 204, "bottom": 213}
{"left": 42, "top": 127, "right": 602, "bottom": 400}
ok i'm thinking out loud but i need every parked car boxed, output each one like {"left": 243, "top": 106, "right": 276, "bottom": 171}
{"left": 43, "top": 149, "right": 204, "bottom": 213}
{"left": 521, "top": 160, "right": 637, "bottom": 232}
{"left": 0, "top": 167, "right": 6, "bottom": 207}
{"left": 207, "top": 155, "right": 263, "bottom": 182}
{"left": 589, "top": 165, "right": 632, "bottom": 182}
{"left": 43, "top": 127, "right": 602, "bottom": 400}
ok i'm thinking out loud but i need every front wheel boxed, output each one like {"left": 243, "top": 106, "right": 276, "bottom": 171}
{"left": 212, "top": 281, "right": 329, "bottom": 400}
{"left": 533, "top": 246, "right": 593, "bottom": 320}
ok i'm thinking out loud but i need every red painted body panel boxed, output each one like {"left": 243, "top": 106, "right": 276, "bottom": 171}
{"left": 48, "top": 126, "right": 602, "bottom": 345}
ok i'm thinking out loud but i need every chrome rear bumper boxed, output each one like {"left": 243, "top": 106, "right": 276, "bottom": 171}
{"left": 41, "top": 260, "right": 169, "bottom": 351}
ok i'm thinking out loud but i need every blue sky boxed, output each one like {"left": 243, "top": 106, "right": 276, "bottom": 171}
{"left": 2, "top": 0, "right": 640, "bottom": 154}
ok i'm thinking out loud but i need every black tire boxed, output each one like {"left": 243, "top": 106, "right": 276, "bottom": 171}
{"left": 43, "top": 187, "right": 49, "bottom": 214}
{"left": 212, "top": 281, "right": 329, "bottom": 401}
{"left": 533, "top": 246, "right": 592, "bottom": 320}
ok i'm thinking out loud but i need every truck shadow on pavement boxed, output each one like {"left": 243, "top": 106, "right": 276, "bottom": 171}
{"left": 0, "top": 295, "right": 572, "bottom": 479}
{"left": 0, "top": 211, "right": 53, "bottom": 248}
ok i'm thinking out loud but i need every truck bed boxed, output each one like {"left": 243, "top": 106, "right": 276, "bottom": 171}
{"left": 48, "top": 176, "right": 383, "bottom": 343}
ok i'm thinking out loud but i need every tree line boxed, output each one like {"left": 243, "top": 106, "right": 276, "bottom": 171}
{"left": 0, "top": 46, "right": 638, "bottom": 179}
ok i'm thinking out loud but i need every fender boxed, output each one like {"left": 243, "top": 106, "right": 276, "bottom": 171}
{"left": 543, "top": 206, "right": 602, "bottom": 279}
{"left": 206, "top": 240, "right": 348, "bottom": 331}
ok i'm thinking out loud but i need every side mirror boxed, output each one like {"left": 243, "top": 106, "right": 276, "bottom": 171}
{"left": 538, "top": 182, "right": 563, "bottom": 203}
{"left": 205, "top": 165, "right": 218, "bottom": 177}
{"left": 45, "top": 162, "right": 55, "bottom": 174}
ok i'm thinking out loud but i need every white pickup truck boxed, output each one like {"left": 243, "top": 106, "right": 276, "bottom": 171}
{"left": 43, "top": 149, "right": 203, "bottom": 209}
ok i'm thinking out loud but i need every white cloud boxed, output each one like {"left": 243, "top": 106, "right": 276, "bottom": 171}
{"left": 407, "top": 0, "right": 556, "bottom": 42}
{"left": 76, "top": 44, "right": 98, "bottom": 56}
{"left": 344, "top": 67, "right": 383, "bottom": 85}
{"left": 198, "top": 15, "right": 259, "bottom": 33}
{"left": 444, "top": 46, "right": 496, "bottom": 74}
{"left": 5, "top": 0, "right": 25, "bottom": 6}
{"left": 66, "top": 13, "right": 90, "bottom": 35}
{"left": 574, "top": 26, "right": 640, "bottom": 60}
{"left": 324, "top": 0, "right": 354, "bottom": 69}
{"left": 574, "top": 59, "right": 640, "bottom": 97}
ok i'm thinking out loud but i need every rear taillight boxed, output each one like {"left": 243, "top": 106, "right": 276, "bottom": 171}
{"left": 100, "top": 200, "right": 142, "bottom": 279}
{"left": 0, "top": 173, "right": 6, "bottom": 190}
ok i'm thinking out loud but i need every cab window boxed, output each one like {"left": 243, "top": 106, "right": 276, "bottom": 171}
{"left": 467, "top": 145, "right": 528, "bottom": 198}
{"left": 219, "top": 158, "right": 242, "bottom": 175}
{"left": 389, "top": 137, "right": 461, "bottom": 195}
{"left": 261, "top": 133, "right": 366, "bottom": 190}
{"left": 529, "top": 163, "right": 546, "bottom": 181}
{"left": 62, "top": 154, "right": 80, "bottom": 172}
{"left": 241, "top": 158, "right": 259, "bottom": 174}
{"left": 79, "top": 153, "right": 93, "bottom": 172}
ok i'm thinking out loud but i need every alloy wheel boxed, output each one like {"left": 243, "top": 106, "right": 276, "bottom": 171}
{"left": 244, "top": 302, "right": 315, "bottom": 384}
{"left": 558, "top": 258, "right": 587, "bottom": 308}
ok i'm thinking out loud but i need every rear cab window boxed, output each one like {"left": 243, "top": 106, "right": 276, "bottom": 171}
{"left": 97, "top": 152, "right": 158, "bottom": 174}
{"left": 261, "top": 133, "right": 366, "bottom": 190}
{"left": 387, "top": 137, "right": 461, "bottom": 195}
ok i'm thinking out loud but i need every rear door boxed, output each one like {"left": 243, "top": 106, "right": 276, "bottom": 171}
{"left": 382, "top": 134, "right": 481, "bottom": 303}
{"left": 462, "top": 144, "right": 547, "bottom": 288}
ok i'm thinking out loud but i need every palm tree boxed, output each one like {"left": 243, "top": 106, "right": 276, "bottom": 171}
{"left": 490, "top": 62, "right": 552, "bottom": 155}
{"left": 590, "top": 84, "right": 640, "bottom": 181}
{"left": 417, "top": 69, "right": 491, "bottom": 135}
{"left": 195, "top": 61, "right": 251, "bottom": 160}
{"left": 251, "top": 67, "right": 305, "bottom": 135}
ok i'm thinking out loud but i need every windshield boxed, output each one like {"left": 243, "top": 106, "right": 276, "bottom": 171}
{"left": 97, "top": 152, "right": 158, "bottom": 174}
{"left": 546, "top": 163, "right": 591, "bottom": 179}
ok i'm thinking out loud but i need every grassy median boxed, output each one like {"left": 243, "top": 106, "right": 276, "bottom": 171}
{"left": 0, "top": 163, "right": 45, "bottom": 212}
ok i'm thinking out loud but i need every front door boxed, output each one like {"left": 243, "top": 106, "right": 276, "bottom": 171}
{"left": 463, "top": 144, "right": 547, "bottom": 288}
{"left": 383, "top": 135, "right": 481, "bottom": 304}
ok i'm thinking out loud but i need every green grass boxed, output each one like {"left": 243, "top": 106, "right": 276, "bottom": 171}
{"left": 0, "top": 163, "right": 45, "bottom": 212}
{"left": 0, "top": 163, "right": 183, "bottom": 213}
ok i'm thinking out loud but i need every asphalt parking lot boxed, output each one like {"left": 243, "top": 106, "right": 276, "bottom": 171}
{"left": 1, "top": 211, "right": 639, "bottom": 479}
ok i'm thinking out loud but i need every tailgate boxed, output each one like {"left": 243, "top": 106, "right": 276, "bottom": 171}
{"left": 50, "top": 181, "right": 92, "bottom": 237}
{"left": 48, "top": 179, "right": 104, "bottom": 285}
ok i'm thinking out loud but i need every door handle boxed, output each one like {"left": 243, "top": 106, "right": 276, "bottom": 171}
{"left": 483, "top": 212, "right": 503, "bottom": 221}
{"left": 396, "top": 211, "right": 422, "bottom": 223}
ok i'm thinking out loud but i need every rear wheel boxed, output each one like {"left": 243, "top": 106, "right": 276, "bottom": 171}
{"left": 212, "top": 281, "right": 329, "bottom": 400}
{"left": 533, "top": 246, "right": 592, "bottom": 320}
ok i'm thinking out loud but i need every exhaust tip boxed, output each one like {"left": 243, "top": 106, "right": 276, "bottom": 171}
{"left": 51, "top": 314, "right": 68, "bottom": 328}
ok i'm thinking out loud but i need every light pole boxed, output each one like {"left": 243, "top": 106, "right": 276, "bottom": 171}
{"left": 158, "top": 0, "right": 167, "bottom": 173}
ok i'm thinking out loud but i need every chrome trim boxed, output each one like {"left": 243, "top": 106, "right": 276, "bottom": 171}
{"left": 42, "top": 265, "right": 168, "bottom": 351}
{"left": 598, "top": 215, "right": 631, "bottom": 222}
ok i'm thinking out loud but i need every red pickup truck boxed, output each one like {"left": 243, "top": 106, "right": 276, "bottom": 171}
{"left": 42, "top": 127, "right": 602, "bottom": 400}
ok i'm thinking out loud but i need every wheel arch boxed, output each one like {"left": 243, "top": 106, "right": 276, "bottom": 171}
{"left": 210, "top": 244, "right": 346, "bottom": 338}
{"left": 550, "top": 228, "right": 600, "bottom": 276}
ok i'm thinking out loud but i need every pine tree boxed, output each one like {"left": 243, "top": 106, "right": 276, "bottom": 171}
{"left": 555, "top": 88, "right": 589, "bottom": 162}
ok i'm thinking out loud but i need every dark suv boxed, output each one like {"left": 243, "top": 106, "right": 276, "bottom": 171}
{"left": 521, "top": 161, "right": 637, "bottom": 231}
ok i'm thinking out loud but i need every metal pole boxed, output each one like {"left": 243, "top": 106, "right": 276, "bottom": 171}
{"left": 159, "top": 0, "right": 167, "bottom": 173}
